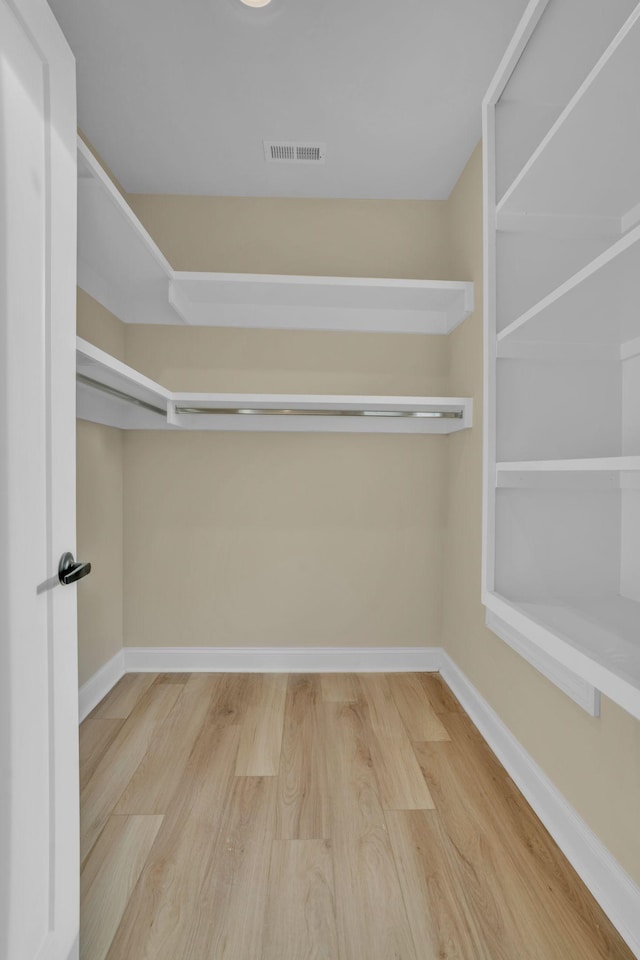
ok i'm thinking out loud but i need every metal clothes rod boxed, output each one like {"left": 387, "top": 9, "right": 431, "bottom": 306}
{"left": 173, "top": 406, "right": 464, "bottom": 419}
{"left": 77, "top": 373, "right": 166, "bottom": 416}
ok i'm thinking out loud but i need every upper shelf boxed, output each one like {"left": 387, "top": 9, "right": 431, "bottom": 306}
{"left": 496, "top": 222, "right": 640, "bottom": 349}
{"left": 77, "top": 338, "right": 473, "bottom": 435}
{"left": 77, "top": 138, "right": 473, "bottom": 335}
{"left": 496, "top": 6, "right": 640, "bottom": 230}
{"left": 168, "top": 274, "right": 473, "bottom": 335}
{"left": 493, "top": 0, "right": 639, "bottom": 203}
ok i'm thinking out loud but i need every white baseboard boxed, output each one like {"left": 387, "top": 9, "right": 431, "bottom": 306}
{"left": 439, "top": 651, "right": 640, "bottom": 959}
{"left": 78, "top": 649, "right": 125, "bottom": 722}
{"left": 123, "top": 645, "right": 444, "bottom": 674}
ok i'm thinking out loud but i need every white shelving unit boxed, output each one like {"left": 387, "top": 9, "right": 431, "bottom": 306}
{"left": 77, "top": 141, "right": 180, "bottom": 327}
{"left": 77, "top": 339, "right": 473, "bottom": 435}
{"left": 483, "top": 0, "right": 640, "bottom": 720}
{"left": 77, "top": 137, "right": 473, "bottom": 335}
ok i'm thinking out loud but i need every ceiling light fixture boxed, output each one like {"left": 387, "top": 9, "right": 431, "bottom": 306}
{"left": 239, "top": 0, "right": 272, "bottom": 6}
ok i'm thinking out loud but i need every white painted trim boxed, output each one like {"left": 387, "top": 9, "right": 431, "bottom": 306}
{"left": 78, "top": 649, "right": 125, "bottom": 722}
{"left": 439, "top": 652, "right": 640, "bottom": 959}
{"left": 123, "top": 645, "right": 444, "bottom": 674}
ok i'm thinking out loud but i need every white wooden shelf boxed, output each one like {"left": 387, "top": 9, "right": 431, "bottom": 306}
{"left": 76, "top": 339, "right": 473, "bottom": 435}
{"left": 497, "top": 457, "right": 640, "bottom": 473}
{"left": 495, "top": 6, "right": 640, "bottom": 231}
{"left": 77, "top": 137, "right": 473, "bottom": 336}
{"left": 486, "top": 592, "right": 640, "bottom": 722}
{"left": 496, "top": 458, "right": 640, "bottom": 489}
{"left": 497, "top": 223, "right": 640, "bottom": 346}
{"left": 168, "top": 273, "right": 473, "bottom": 334}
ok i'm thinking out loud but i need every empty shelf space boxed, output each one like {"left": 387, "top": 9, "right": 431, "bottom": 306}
{"left": 496, "top": 6, "right": 640, "bottom": 227}
{"left": 168, "top": 273, "right": 474, "bottom": 334}
{"left": 486, "top": 592, "right": 640, "bottom": 720}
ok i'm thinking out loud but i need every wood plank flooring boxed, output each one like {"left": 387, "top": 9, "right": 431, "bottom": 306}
{"left": 80, "top": 672, "right": 633, "bottom": 960}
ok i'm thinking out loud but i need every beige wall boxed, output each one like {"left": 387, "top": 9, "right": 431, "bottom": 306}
{"left": 125, "top": 325, "right": 450, "bottom": 396}
{"left": 128, "top": 194, "right": 450, "bottom": 278}
{"left": 124, "top": 431, "right": 445, "bottom": 649}
{"left": 443, "top": 142, "right": 640, "bottom": 886}
{"left": 76, "top": 418, "right": 124, "bottom": 686}
{"left": 77, "top": 288, "right": 126, "bottom": 361}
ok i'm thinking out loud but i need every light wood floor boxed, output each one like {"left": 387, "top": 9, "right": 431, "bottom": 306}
{"left": 80, "top": 672, "right": 633, "bottom": 960}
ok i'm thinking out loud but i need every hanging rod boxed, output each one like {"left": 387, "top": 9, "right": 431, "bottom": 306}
{"left": 173, "top": 406, "right": 463, "bottom": 418}
{"left": 77, "top": 373, "right": 167, "bottom": 416}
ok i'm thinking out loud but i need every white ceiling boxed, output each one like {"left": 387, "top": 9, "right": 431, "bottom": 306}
{"left": 50, "top": 0, "right": 528, "bottom": 199}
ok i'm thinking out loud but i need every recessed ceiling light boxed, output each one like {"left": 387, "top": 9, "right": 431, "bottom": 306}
{"left": 239, "top": 0, "right": 272, "bottom": 6}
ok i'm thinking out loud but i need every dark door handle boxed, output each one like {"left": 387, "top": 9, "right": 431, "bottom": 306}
{"left": 58, "top": 551, "right": 92, "bottom": 585}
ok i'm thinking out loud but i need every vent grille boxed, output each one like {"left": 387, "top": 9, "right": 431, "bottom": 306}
{"left": 264, "top": 141, "right": 326, "bottom": 164}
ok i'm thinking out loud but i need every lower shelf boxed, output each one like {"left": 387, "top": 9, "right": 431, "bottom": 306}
{"left": 485, "top": 591, "right": 640, "bottom": 720}
{"left": 76, "top": 337, "right": 473, "bottom": 435}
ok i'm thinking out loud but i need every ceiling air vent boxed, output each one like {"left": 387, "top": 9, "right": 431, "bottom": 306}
{"left": 264, "top": 141, "right": 326, "bottom": 164}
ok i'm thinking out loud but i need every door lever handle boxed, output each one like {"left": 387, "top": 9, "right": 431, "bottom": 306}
{"left": 58, "top": 551, "right": 92, "bottom": 585}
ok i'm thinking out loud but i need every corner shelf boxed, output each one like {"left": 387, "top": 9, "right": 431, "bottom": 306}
{"left": 76, "top": 339, "right": 473, "bottom": 435}
{"left": 77, "top": 137, "right": 473, "bottom": 335}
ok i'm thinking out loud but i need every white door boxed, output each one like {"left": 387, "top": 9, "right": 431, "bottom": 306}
{"left": 0, "top": 1, "right": 79, "bottom": 959}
